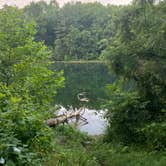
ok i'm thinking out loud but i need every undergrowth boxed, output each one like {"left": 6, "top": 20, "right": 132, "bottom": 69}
{"left": 44, "top": 125, "right": 166, "bottom": 166}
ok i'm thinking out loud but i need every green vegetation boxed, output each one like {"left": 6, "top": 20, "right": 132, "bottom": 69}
{"left": 0, "top": 7, "right": 64, "bottom": 165}
{"left": 104, "top": 0, "right": 166, "bottom": 150}
{"left": 24, "top": 1, "right": 121, "bottom": 60}
{"left": 0, "top": 0, "right": 165, "bottom": 165}
{"left": 46, "top": 126, "right": 166, "bottom": 166}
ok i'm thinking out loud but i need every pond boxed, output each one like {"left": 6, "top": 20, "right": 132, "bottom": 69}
{"left": 59, "top": 106, "right": 107, "bottom": 135}
{"left": 78, "top": 109, "right": 107, "bottom": 135}
{"left": 53, "top": 61, "right": 116, "bottom": 135}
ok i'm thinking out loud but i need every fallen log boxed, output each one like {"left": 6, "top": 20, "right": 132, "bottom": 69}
{"left": 46, "top": 111, "right": 82, "bottom": 127}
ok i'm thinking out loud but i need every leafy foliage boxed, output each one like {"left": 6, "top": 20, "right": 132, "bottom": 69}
{"left": 47, "top": 127, "right": 166, "bottom": 166}
{"left": 1, "top": 0, "right": 166, "bottom": 165}
{"left": 104, "top": 0, "right": 166, "bottom": 150}
{"left": 24, "top": 1, "right": 121, "bottom": 60}
{"left": 0, "top": 6, "right": 64, "bottom": 165}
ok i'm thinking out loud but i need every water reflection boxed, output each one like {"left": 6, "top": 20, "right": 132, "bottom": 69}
{"left": 54, "top": 62, "right": 117, "bottom": 110}
{"left": 59, "top": 107, "right": 107, "bottom": 135}
{"left": 54, "top": 62, "right": 113, "bottom": 135}
{"left": 78, "top": 109, "right": 107, "bottom": 135}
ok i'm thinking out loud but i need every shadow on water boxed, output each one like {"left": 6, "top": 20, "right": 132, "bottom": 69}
{"left": 53, "top": 62, "right": 117, "bottom": 135}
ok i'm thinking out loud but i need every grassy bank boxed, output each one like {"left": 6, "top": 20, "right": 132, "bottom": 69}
{"left": 45, "top": 125, "right": 166, "bottom": 166}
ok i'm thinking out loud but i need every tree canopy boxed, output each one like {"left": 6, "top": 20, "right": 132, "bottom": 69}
{"left": 24, "top": 1, "right": 122, "bottom": 60}
{"left": 103, "top": 0, "right": 166, "bottom": 149}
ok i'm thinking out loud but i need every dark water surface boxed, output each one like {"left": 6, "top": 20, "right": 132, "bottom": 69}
{"left": 53, "top": 62, "right": 116, "bottom": 135}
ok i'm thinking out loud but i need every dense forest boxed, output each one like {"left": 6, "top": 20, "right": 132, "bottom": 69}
{"left": 23, "top": 1, "right": 121, "bottom": 60}
{"left": 0, "top": 0, "right": 166, "bottom": 165}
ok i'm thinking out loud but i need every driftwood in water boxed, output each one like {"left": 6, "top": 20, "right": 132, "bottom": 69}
{"left": 47, "top": 92, "right": 89, "bottom": 127}
{"left": 47, "top": 111, "right": 82, "bottom": 127}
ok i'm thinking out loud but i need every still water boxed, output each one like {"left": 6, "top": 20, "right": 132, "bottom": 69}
{"left": 54, "top": 62, "right": 115, "bottom": 135}
{"left": 78, "top": 109, "right": 107, "bottom": 135}
{"left": 59, "top": 107, "right": 107, "bottom": 135}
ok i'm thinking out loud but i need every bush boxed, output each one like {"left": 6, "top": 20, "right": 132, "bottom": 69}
{"left": 140, "top": 122, "right": 166, "bottom": 151}
{"left": 0, "top": 84, "right": 55, "bottom": 165}
{"left": 105, "top": 79, "right": 166, "bottom": 151}
{"left": 45, "top": 125, "right": 99, "bottom": 166}
{"left": 104, "top": 80, "right": 149, "bottom": 144}
{"left": 0, "top": 7, "right": 64, "bottom": 165}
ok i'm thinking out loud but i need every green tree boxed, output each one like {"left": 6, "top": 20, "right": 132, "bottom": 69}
{"left": 104, "top": 0, "right": 166, "bottom": 149}
{"left": 24, "top": 1, "right": 120, "bottom": 60}
{"left": 0, "top": 6, "right": 64, "bottom": 165}
{"left": 24, "top": 1, "right": 60, "bottom": 46}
